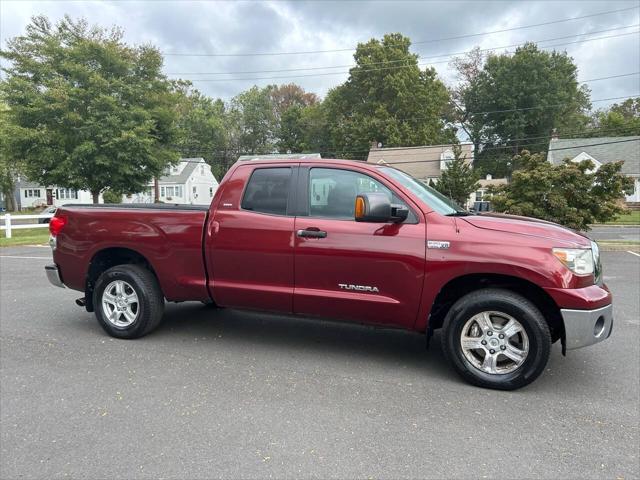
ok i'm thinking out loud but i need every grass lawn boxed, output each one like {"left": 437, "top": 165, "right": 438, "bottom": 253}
{"left": 0, "top": 228, "right": 50, "bottom": 247}
{"left": 604, "top": 210, "right": 640, "bottom": 225}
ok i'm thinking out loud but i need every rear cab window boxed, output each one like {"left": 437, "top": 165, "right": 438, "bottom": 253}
{"left": 241, "top": 167, "right": 292, "bottom": 216}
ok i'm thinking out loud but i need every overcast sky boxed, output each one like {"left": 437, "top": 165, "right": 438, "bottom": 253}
{"left": 1, "top": 0, "right": 639, "bottom": 109}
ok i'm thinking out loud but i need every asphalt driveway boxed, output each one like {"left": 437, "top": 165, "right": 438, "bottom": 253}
{"left": 0, "top": 247, "right": 638, "bottom": 479}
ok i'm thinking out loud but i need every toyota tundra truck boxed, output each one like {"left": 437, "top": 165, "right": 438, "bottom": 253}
{"left": 45, "top": 158, "right": 613, "bottom": 390}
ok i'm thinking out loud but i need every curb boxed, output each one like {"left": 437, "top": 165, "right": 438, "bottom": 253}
{"left": 589, "top": 224, "right": 640, "bottom": 228}
{"left": 599, "top": 244, "right": 640, "bottom": 252}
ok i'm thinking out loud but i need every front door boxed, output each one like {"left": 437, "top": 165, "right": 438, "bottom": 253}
{"left": 46, "top": 189, "right": 53, "bottom": 206}
{"left": 205, "top": 164, "right": 297, "bottom": 313}
{"left": 293, "top": 166, "right": 427, "bottom": 329}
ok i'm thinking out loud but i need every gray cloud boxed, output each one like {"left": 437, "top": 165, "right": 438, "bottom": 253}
{"left": 1, "top": 0, "right": 638, "bottom": 105}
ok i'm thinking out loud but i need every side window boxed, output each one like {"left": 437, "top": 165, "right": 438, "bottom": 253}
{"left": 309, "top": 168, "right": 411, "bottom": 220}
{"left": 241, "top": 167, "right": 292, "bottom": 216}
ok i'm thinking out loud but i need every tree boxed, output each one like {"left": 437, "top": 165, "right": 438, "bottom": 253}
{"left": 489, "top": 150, "right": 633, "bottom": 230}
{"left": 0, "top": 100, "right": 21, "bottom": 211}
{"left": 269, "top": 83, "right": 318, "bottom": 119}
{"left": 173, "top": 82, "right": 231, "bottom": 178}
{"left": 324, "top": 33, "right": 456, "bottom": 159}
{"left": 449, "top": 46, "right": 485, "bottom": 159}
{"left": 456, "top": 43, "right": 591, "bottom": 176}
{"left": 229, "top": 86, "right": 277, "bottom": 155}
{"left": 0, "top": 15, "right": 180, "bottom": 203}
{"left": 586, "top": 97, "right": 640, "bottom": 137}
{"left": 277, "top": 102, "right": 330, "bottom": 154}
{"left": 433, "top": 145, "right": 480, "bottom": 206}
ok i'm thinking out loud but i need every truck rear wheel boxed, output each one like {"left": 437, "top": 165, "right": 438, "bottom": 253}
{"left": 93, "top": 264, "right": 164, "bottom": 339}
{"left": 441, "top": 288, "right": 551, "bottom": 390}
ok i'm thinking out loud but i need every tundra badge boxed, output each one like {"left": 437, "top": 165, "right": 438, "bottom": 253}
{"left": 338, "top": 284, "right": 380, "bottom": 293}
{"left": 427, "top": 240, "right": 450, "bottom": 249}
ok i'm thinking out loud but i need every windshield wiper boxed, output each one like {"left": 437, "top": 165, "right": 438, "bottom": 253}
{"left": 445, "top": 211, "right": 473, "bottom": 217}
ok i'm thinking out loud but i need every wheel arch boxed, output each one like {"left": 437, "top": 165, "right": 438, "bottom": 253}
{"left": 84, "top": 247, "right": 162, "bottom": 312}
{"left": 427, "top": 273, "right": 564, "bottom": 343}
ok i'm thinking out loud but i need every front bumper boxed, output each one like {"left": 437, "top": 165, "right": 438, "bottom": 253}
{"left": 561, "top": 304, "right": 613, "bottom": 350}
{"left": 45, "top": 264, "right": 65, "bottom": 289}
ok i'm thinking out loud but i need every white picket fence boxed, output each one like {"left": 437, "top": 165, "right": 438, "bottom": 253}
{"left": 0, "top": 213, "right": 54, "bottom": 239}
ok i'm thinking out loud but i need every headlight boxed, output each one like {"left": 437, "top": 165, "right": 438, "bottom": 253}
{"left": 552, "top": 248, "right": 594, "bottom": 275}
{"left": 591, "top": 240, "right": 602, "bottom": 284}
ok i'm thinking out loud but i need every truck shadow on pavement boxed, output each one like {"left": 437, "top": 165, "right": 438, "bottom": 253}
{"left": 73, "top": 301, "right": 597, "bottom": 391}
{"left": 148, "top": 302, "right": 457, "bottom": 383}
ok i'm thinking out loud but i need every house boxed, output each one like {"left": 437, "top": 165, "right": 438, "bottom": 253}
{"left": 469, "top": 174, "right": 508, "bottom": 211}
{"left": 367, "top": 143, "right": 474, "bottom": 183}
{"left": 14, "top": 178, "right": 100, "bottom": 209}
{"left": 122, "top": 157, "right": 218, "bottom": 205}
{"left": 547, "top": 136, "right": 640, "bottom": 204}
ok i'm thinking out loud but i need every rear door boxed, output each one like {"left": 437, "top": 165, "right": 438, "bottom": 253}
{"left": 205, "top": 164, "right": 297, "bottom": 312}
{"left": 293, "top": 165, "right": 427, "bottom": 329}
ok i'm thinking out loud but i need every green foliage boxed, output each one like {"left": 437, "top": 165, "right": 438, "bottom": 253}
{"left": 456, "top": 43, "right": 590, "bottom": 174}
{"left": 324, "top": 33, "right": 455, "bottom": 159}
{"left": 489, "top": 150, "right": 633, "bottom": 230}
{"left": 433, "top": 145, "right": 480, "bottom": 206}
{"left": 277, "top": 103, "right": 330, "bottom": 154}
{"left": 0, "top": 15, "right": 180, "bottom": 203}
{"left": 102, "top": 189, "right": 123, "bottom": 203}
{"left": 586, "top": 97, "right": 640, "bottom": 137}
{"left": 229, "top": 85, "right": 277, "bottom": 155}
{"left": 173, "top": 82, "right": 231, "bottom": 177}
{"left": 0, "top": 100, "right": 21, "bottom": 211}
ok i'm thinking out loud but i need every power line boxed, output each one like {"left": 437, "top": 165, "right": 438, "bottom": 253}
{"left": 172, "top": 127, "right": 640, "bottom": 159}
{"left": 167, "top": 24, "right": 639, "bottom": 76}
{"left": 367, "top": 138, "right": 639, "bottom": 166}
{"left": 162, "top": 5, "right": 639, "bottom": 57}
{"left": 182, "top": 31, "right": 639, "bottom": 82}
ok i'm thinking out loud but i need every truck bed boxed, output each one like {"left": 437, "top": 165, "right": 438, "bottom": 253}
{"left": 53, "top": 204, "right": 211, "bottom": 302}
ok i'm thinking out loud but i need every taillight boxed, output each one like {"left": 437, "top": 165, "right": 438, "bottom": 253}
{"left": 49, "top": 215, "right": 67, "bottom": 236}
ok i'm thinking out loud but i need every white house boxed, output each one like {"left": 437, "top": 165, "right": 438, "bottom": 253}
{"left": 547, "top": 136, "right": 640, "bottom": 204}
{"left": 122, "top": 158, "right": 219, "bottom": 205}
{"left": 15, "top": 179, "right": 101, "bottom": 209}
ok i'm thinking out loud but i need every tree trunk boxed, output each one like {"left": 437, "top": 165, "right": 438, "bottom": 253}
{"left": 154, "top": 177, "right": 160, "bottom": 203}
{"left": 92, "top": 190, "right": 100, "bottom": 204}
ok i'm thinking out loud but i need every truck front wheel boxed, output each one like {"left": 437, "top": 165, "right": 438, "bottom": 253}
{"left": 441, "top": 288, "right": 551, "bottom": 390}
{"left": 93, "top": 264, "right": 164, "bottom": 339}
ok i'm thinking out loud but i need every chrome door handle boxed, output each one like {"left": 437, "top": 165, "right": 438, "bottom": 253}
{"left": 296, "top": 228, "right": 327, "bottom": 238}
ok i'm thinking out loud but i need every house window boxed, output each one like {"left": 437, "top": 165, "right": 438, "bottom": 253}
{"left": 166, "top": 186, "right": 175, "bottom": 197}
{"left": 440, "top": 149, "right": 455, "bottom": 171}
{"left": 34, "top": 189, "right": 41, "bottom": 197}
{"left": 175, "top": 186, "right": 182, "bottom": 197}
{"left": 161, "top": 187, "right": 165, "bottom": 197}
{"left": 200, "top": 165, "right": 205, "bottom": 175}
{"left": 475, "top": 190, "right": 484, "bottom": 202}
{"left": 209, "top": 187, "right": 214, "bottom": 197}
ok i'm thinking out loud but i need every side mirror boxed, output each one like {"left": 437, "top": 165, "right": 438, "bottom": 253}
{"left": 355, "top": 192, "right": 408, "bottom": 223}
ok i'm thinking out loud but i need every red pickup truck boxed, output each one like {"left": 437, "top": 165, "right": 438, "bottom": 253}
{"left": 45, "top": 158, "right": 613, "bottom": 390}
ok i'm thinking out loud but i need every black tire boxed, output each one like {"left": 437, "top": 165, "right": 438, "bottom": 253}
{"left": 93, "top": 264, "right": 164, "bottom": 339}
{"left": 441, "top": 288, "right": 551, "bottom": 390}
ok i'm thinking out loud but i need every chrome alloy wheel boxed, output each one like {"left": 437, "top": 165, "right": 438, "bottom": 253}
{"left": 101, "top": 280, "right": 140, "bottom": 328}
{"left": 460, "top": 311, "right": 529, "bottom": 375}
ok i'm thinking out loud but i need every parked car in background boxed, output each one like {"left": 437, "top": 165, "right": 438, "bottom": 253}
{"left": 45, "top": 157, "right": 612, "bottom": 390}
{"left": 38, "top": 206, "right": 57, "bottom": 224}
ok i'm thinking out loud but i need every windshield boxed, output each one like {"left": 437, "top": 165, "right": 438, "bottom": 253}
{"left": 379, "top": 167, "right": 464, "bottom": 215}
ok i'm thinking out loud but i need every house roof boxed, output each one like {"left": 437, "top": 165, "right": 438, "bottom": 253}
{"left": 15, "top": 180, "right": 43, "bottom": 189}
{"left": 237, "top": 153, "right": 321, "bottom": 161}
{"left": 547, "top": 137, "right": 639, "bottom": 176}
{"left": 156, "top": 158, "right": 204, "bottom": 185}
{"left": 367, "top": 143, "right": 474, "bottom": 180}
